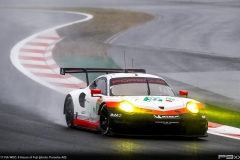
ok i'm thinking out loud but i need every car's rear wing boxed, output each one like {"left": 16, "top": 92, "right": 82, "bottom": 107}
{"left": 60, "top": 68, "right": 146, "bottom": 86}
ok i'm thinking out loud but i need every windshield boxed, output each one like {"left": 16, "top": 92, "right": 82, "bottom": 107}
{"left": 110, "top": 77, "right": 175, "bottom": 96}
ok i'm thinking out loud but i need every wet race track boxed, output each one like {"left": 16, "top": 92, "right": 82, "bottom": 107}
{"left": 0, "top": 0, "right": 240, "bottom": 159}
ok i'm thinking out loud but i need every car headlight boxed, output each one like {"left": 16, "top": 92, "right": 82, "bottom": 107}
{"left": 186, "top": 102, "right": 199, "bottom": 114}
{"left": 119, "top": 101, "right": 134, "bottom": 113}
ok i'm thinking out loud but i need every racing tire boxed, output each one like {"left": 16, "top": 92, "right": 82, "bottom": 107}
{"left": 100, "top": 105, "right": 110, "bottom": 135}
{"left": 65, "top": 95, "right": 74, "bottom": 128}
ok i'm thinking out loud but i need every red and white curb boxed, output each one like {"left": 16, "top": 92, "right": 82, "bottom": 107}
{"left": 10, "top": 10, "right": 240, "bottom": 140}
{"left": 10, "top": 11, "right": 93, "bottom": 94}
{"left": 208, "top": 122, "right": 240, "bottom": 140}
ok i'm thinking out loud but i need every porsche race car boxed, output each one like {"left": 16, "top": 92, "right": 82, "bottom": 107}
{"left": 60, "top": 68, "right": 208, "bottom": 137}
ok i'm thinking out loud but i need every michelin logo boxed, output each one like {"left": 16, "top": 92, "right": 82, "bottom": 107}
{"left": 154, "top": 115, "right": 180, "bottom": 119}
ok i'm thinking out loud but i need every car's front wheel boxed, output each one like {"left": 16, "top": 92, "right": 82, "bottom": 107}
{"left": 65, "top": 95, "right": 74, "bottom": 128}
{"left": 100, "top": 104, "right": 110, "bottom": 135}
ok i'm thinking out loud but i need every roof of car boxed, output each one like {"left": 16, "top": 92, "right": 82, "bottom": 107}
{"left": 104, "top": 73, "right": 162, "bottom": 79}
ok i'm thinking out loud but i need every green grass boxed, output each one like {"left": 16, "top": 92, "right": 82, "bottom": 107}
{"left": 205, "top": 103, "right": 240, "bottom": 128}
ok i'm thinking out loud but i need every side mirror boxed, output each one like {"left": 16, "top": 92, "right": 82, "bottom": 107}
{"left": 91, "top": 89, "right": 102, "bottom": 97}
{"left": 179, "top": 90, "right": 188, "bottom": 98}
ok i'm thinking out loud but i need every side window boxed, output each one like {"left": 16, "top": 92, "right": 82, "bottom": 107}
{"left": 96, "top": 78, "right": 107, "bottom": 95}
{"left": 89, "top": 78, "right": 107, "bottom": 95}
{"left": 89, "top": 80, "right": 98, "bottom": 89}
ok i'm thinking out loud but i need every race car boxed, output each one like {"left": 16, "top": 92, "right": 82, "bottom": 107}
{"left": 60, "top": 68, "right": 208, "bottom": 137}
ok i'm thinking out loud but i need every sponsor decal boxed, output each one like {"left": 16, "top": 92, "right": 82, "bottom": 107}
{"left": 153, "top": 115, "right": 180, "bottom": 119}
{"left": 165, "top": 97, "right": 175, "bottom": 102}
{"left": 143, "top": 97, "right": 163, "bottom": 102}
{"left": 87, "top": 105, "right": 91, "bottom": 113}
{"left": 155, "top": 121, "right": 179, "bottom": 124}
{"left": 110, "top": 113, "right": 122, "bottom": 118}
{"left": 110, "top": 77, "right": 168, "bottom": 86}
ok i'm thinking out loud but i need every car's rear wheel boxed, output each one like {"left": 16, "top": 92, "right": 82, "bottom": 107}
{"left": 65, "top": 95, "right": 74, "bottom": 128}
{"left": 100, "top": 105, "right": 109, "bottom": 135}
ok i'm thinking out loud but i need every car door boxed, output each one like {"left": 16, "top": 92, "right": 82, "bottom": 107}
{"left": 77, "top": 90, "right": 89, "bottom": 121}
{"left": 88, "top": 77, "right": 107, "bottom": 122}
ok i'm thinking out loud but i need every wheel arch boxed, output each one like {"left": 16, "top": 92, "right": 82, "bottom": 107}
{"left": 97, "top": 102, "right": 107, "bottom": 115}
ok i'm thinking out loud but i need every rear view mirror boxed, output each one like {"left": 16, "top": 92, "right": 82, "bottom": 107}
{"left": 91, "top": 89, "right": 102, "bottom": 97}
{"left": 179, "top": 90, "right": 188, "bottom": 98}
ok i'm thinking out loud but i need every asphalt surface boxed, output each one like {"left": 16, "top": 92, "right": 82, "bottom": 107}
{"left": 0, "top": 0, "right": 240, "bottom": 159}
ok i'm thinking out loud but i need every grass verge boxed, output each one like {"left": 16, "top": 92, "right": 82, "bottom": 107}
{"left": 205, "top": 103, "right": 240, "bottom": 128}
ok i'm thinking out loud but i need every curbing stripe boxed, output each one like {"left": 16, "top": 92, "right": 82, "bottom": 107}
{"left": 11, "top": 10, "right": 93, "bottom": 94}
{"left": 21, "top": 45, "right": 46, "bottom": 50}
{"left": 20, "top": 48, "right": 44, "bottom": 53}
{"left": 19, "top": 52, "right": 43, "bottom": 57}
{"left": 22, "top": 64, "right": 50, "bottom": 69}
{"left": 25, "top": 42, "right": 49, "bottom": 46}
{"left": 19, "top": 60, "right": 46, "bottom": 65}
{"left": 208, "top": 123, "right": 240, "bottom": 140}
{"left": 19, "top": 56, "right": 44, "bottom": 61}
{"left": 208, "top": 122, "right": 223, "bottom": 128}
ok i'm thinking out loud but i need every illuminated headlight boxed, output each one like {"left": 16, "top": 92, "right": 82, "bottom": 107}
{"left": 186, "top": 102, "right": 199, "bottom": 114}
{"left": 119, "top": 101, "right": 134, "bottom": 113}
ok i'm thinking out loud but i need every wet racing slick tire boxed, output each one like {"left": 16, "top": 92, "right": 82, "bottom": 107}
{"left": 65, "top": 95, "right": 74, "bottom": 128}
{"left": 100, "top": 104, "right": 110, "bottom": 135}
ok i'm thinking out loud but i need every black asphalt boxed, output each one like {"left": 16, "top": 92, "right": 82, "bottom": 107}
{"left": 0, "top": 1, "right": 240, "bottom": 159}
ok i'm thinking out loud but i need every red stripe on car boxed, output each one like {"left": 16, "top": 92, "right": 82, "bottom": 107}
{"left": 151, "top": 108, "right": 188, "bottom": 115}
{"left": 105, "top": 101, "right": 189, "bottom": 115}
{"left": 105, "top": 102, "right": 120, "bottom": 108}
{"left": 73, "top": 119, "right": 99, "bottom": 131}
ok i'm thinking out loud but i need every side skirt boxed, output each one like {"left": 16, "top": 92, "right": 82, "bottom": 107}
{"left": 73, "top": 118, "right": 100, "bottom": 131}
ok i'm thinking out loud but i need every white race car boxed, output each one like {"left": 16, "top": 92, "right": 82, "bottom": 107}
{"left": 61, "top": 68, "right": 208, "bottom": 137}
